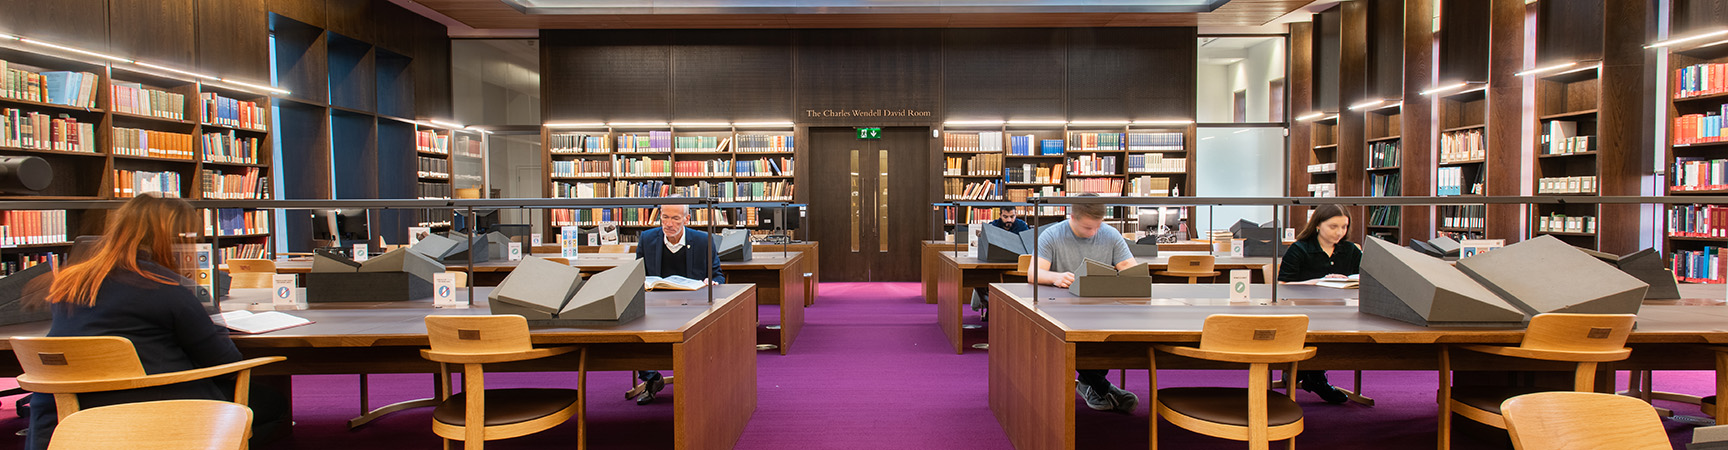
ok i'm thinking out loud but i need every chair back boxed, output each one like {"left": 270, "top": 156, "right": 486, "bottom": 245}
{"left": 10, "top": 336, "right": 147, "bottom": 389}
{"left": 48, "top": 400, "right": 252, "bottom": 450}
{"left": 1199, "top": 314, "right": 1310, "bottom": 356}
{"left": 424, "top": 315, "right": 533, "bottom": 361}
{"left": 1166, "top": 255, "right": 1216, "bottom": 274}
{"left": 1521, "top": 313, "right": 1636, "bottom": 353}
{"left": 446, "top": 271, "right": 469, "bottom": 288}
{"left": 229, "top": 273, "right": 273, "bottom": 289}
{"left": 226, "top": 259, "right": 276, "bottom": 273}
{"left": 1016, "top": 254, "right": 1033, "bottom": 273}
{"left": 1502, "top": 392, "right": 1670, "bottom": 450}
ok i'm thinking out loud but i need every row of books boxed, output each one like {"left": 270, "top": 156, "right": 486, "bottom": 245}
{"left": 942, "top": 206, "right": 1002, "bottom": 225}
{"left": 550, "top": 208, "right": 660, "bottom": 227}
{"left": 945, "top": 153, "right": 1002, "bottom": 176}
{"left": 1674, "top": 108, "right": 1728, "bottom": 145}
{"left": 944, "top": 179, "right": 1001, "bottom": 200}
{"left": 673, "top": 136, "right": 727, "bottom": 153}
{"left": 1006, "top": 164, "right": 1063, "bottom": 184}
{"left": 112, "top": 127, "right": 193, "bottom": 160}
{"left": 1127, "top": 176, "right": 1175, "bottom": 197}
{"left": 616, "top": 157, "right": 672, "bottom": 177}
{"left": 1308, "top": 183, "right": 1337, "bottom": 197}
{"left": 201, "top": 131, "right": 262, "bottom": 164}
{"left": 1127, "top": 132, "right": 1185, "bottom": 151}
{"left": 1672, "top": 158, "right": 1728, "bottom": 191}
{"left": 551, "top": 159, "right": 611, "bottom": 178}
{"left": 1068, "top": 132, "right": 1126, "bottom": 152}
{"left": 1672, "top": 247, "right": 1726, "bottom": 283}
{"left": 549, "top": 132, "right": 607, "bottom": 153}
{"left": 416, "top": 130, "right": 450, "bottom": 154}
{"left": 202, "top": 208, "right": 269, "bottom": 236}
{"left": 1005, "top": 187, "right": 1066, "bottom": 202}
{"left": 201, "top": 167, "right": 267, "bottom": 200}
{"left": 685, "top": 208, "right": 759, "bottom": 227}
{"left": 0, "top": 252, "right": 59, "bottom": 277}
{"left": 1369, "top": 173, "right": 1401, "bottom": 196}
{"left": 617, "top": 131, "right": 673, "bottom": 153}
{"left": 1669, "top": 204, "right": 1728, "bottom": 238}
{"left": 2, "top": 109, "right": 94, "bottom": 152}
{"left": 110, "top": 82, "right": 185, "bottom": 120}
{"left": 1440, "top": 129, "right": 1485, "bottom": 163}
{"left": 1536, "top": 176, "right": 1597, "bottom": 194}
{"left": 1066, "top": 154, "right": 1118, "bottom": 176}
{"left": 113, "top": 169, "right": 182, "bottom": 198}
{"left": 0, "top": 64, "right": 97, "bottom": 108}
{"left": 1439, "top": 205, "right": 1485, "bottom": 230}
{"left": 417, "top": 181, "right": 451, "bottom": 199}
{"left": 1368, "top": 206, "right": 1400, "bottom": 227}
{"left": 737, "top": 157, "right": 792, "bottom": 176}
{"left": 417, "top": 156, "right": 450, "bottom": 180}
{"left": 217, "top": 243, "right": 268, "bottom": 261}
{"left": 551, "top": 181, "right": 609, "bottom": 198}
{"left": 1008, "top": 135, "right": 1066, "bottom": 156}
{"left": 1368, "top": 140, "right": 1400, "bottom": 169}
{"left": 0, "top": 210, "right": 69, "bottom": 246}
{"left": 671, "top": 181, "right": 730, "bottom": 199}
{"left": 944, "top": 131, "right": 1003, "bottom": 153}
{"left": 1674, "top": 63, "right": 1728, "bottom": 99}
{"left": 730, "top": 181, "right": 793, "bottom": 201}
{"left": 736, "top": 134, "right": 793, "bottom": 153}
{"left": 1307, "top": 162, "right": 1337, "bottom": 173}
{"left": 1065, "top": 177, "right": 1124, "bottom": 195}
{"left": 1540, "top": 121, "right": 1595, "bottom": 155}
{"left": 1437, "top": 166, "right": 1484, "bottom": 196}
{"left": 201, "top": 93, "right": 266, "bottom": 131}
{"left": 1127, "top": 154, "right": 1185, "bottom": 174}
{"left": 1535, "top": 214, "right": 1596, "bottom": 234}
{"left": 673, "top": 159, "right": 732, "bottom": 177}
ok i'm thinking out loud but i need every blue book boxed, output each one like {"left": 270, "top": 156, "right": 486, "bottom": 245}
{"left": 40, "top": 71, "right": 70, "bottom": 105}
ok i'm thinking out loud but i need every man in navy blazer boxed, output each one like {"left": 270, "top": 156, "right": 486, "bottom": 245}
{"left": 630, "top": 203, "right": 724, "bottom": 405}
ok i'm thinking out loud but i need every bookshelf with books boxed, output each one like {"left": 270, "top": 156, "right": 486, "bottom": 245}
{"left": 1306, "top": 116, "right": 1339, "bottom": 198}
{"left": 1662, "top": 13, "right": 1728, "bottom": 282}
{"left": 1362, "top": 103, "right": 1402, "bottom": 242}
{"left": 1000, "top": 125, "right": 1067, "bottom": 220}
{"left": 1530, "top": 66, "right": 1602, "bottom": 248}
{"left": 1436, "top": 82, "right": 1489, "bottom": 239}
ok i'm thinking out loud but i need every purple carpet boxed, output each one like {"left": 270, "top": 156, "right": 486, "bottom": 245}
{"left": 0, "top": 282, "right": 1712, "bottom": 449}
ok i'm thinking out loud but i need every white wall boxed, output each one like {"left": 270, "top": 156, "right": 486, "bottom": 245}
{"left": 1194, "top": 127, "right": 1285, "bottom": 228}
{"left": 1196, "top": 64, "right": 1230, "bottom": 122}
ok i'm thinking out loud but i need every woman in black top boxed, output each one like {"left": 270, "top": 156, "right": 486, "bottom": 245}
{"left": 26, "top": 194, "right": 286, "bottom": 450}
{"left": 1276, "top": 205, "right": 1360, "bottom": 404}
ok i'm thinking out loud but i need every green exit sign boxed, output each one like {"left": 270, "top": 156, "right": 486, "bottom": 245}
{"left": 856, "top": 127, "right": 882, "bottom": 139}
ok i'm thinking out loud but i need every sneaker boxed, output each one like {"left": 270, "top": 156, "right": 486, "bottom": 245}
{"left": 1077, "top": 382, "right": 1116, "bottom": 411}
{"left": 1107, "top": 386, "right": 1139, "bottom": 414}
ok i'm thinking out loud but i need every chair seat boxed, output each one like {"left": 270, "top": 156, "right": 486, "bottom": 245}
{"left": 1450, "top": 385, "right": 1551, "bottom": 415}
{"left": 433, "top": 388, "right": 580, "bottom": 427}
{"left": 1158, "top": 387, "right": 1304, "bottom": 426}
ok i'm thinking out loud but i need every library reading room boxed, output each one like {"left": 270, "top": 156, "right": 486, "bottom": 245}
{"left": 0, "top": 0, "right": 1726, "bottom": 449}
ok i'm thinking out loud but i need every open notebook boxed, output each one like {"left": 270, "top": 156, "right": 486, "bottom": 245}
{"left": 211, "top": 310, "right": 312, "bottom": 334}
{"left": 644, "top": 275, "right": 705, "bottom": 291}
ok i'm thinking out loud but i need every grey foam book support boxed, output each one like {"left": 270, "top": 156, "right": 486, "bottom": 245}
{"left": 440, "top": 232, "right": 491, "bottom": 264}
{"left": 1576, "top": 247, "right": 1681, "bottom": 300}
{"left": 1068, "top": 259, "right": 1152, "bottom": 297}
{"left": 1126, "top": 240, "right": 1159, "bottom": 257}
{"left": 306, "top": 248, "right": 441, "bottom": 302}
{"left": 560, "top": 259, "right": 647, "bottom": 322}
{"left": 1240, "top": 226, "right": 1279, "bottom": 257}
{"left": 311, "top": 248, "right": 362, "bottom": 272}
{"left": 0, "top": 262, "right": 56, "bottom": 326}
{"left": 486, "top": 231, "right": 516, "bottom": 260}
{"left": 487, "top": 257, "right": 647, "bottom": 325}
{"left": 1229, "top": 219, "right": 1259, "bottom": 238}
{"left": 976, "top": 223, "right": 1030, "bottom": 263}
{"left": 408, "top": 233, "right": 462, "bottom": 260}
{"left": 489, "top": 256, "right": 586, "bottom": 319}
{"left": 717, "top": 229, "right": 753, "bottom": 262}
{"left": 1358, "top": 238, "right": 1526, "bottom": 327}
{"left": 1428, "top": 236, "right": 1461, "bottom": 256}
{"left": 1455, "top": 235, "right": 1648, "bottom": 316}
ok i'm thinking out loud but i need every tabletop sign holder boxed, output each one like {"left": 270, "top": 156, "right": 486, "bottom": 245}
{"left": 271, "top": 274, "right": 299, "bottom": 306}
{"left": 432, "top": 272, "right": 464, "bottom": 309}
{"left": 1229, "top": 270, "right": 1252, "bottom": 302}
{"left": 560, "top": 226, "right": 582, "bottom": 259}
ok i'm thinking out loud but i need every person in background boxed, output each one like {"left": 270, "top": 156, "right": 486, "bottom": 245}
{"left": 1032, "top": 196, "right": 1140, "bottom": 414}
{"left": 27, "top": 194, "right": 289, "bottom": 450}
{"left": 632, "top": 203, "right": 725, "bottom": 405}
{"left": 1276, "top": 204, "right": 1361, "bottom": 404}
{"left": 989, "top": 207, "right": 1030, "bottom": 233}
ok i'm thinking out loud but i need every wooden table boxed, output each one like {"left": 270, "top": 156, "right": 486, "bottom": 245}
{"left": 930, "top": 251, "right": 1276, "bottom": 354}
{"left": 243, "top": 252, "right": 808, "bottom": 355}
{"left": 921, "top": 241, "right": 965, "bottom": 304}
{"left": 540, "top": 242, "right": 822, "bottom": 307}
{"left": 0, "top": 286, "right": 758, "bottom": 450}
{"left": 986, "top": 282, "right": 1728, "bottom": 450}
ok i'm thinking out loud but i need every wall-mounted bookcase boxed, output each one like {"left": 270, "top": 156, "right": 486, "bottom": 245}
{"left": 541, "top": 123, "right": 796, "bottom": 237}
{"left": 1530, "top": 67, "right": 1602, "bottom": 249}
{"left": 1437, "top": 87, "right": 1488, "bottom": 240}
{"left": 1662, "top": 26, "right": 1728, "bottom": 283}
{"left": 0, "top": 40, "right": 276, "bottom": 264}
{"left": 1305, "top": 116, "right": 1339, "bottom": 198}
{"left": 1363, "top": 103, "right": 1402, "bottom": 243}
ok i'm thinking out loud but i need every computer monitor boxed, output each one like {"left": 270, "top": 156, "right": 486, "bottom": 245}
{"left": 757, "top": 206, "right": 802, "bottom": 231}
{"left": 1137, "top": 207, "right": 1183, "bottom": 243}
{"left": 334, "top": 209, "right": 369, "bottom": 242}
{"left": 454, "top": 209, "right": 501, "bottom": 234}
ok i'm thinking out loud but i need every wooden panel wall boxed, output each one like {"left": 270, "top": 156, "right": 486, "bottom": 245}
{"left": 941, "top": 29, "right": 1066, "bottom": 120}
{"left": 0, "top": 0, "right": 111, "bottom": 51}
{"left": 1339, "top": 1, "right": 1370, "bottom": 241}
{"left": 793, "top": 29, "right": 943, "bottom": 126}
{"left": 1289, "top": 22, "right": 1314, "bottom": 230}
{"left": 109, "top": 0, "right": 196, "bottom": 66}
{"left": 542, "top": 30, "right": 675, "bottom": 122}
{"left": 1535, "top": 0, "right": 1604, "bottom": 63}
{"left": 411, "top": 14, "right": 451, "bottom": 119}
{"left": 1368, "top": 0, "right": 1403, "bottom": 99}
{"left": 323, "top": 0, "right": 375, "bottom": 43}
{"left": 199, "top": 0, "right": 270, "bottom": 81}
{"left": 1438, "top": 0, "right": 1490, "bottom": 83}
{"left": 671, "top": 30, "right": 794, "bottom": 121}
{"left": 1313, "top": 8, "right": 1342, "bottom": 113}
{"left": 268, "top": 0, "right": 325, "bottom": 29}
{"left": 1403, "top": 0, "right": 1435, "bottom": 238}
{"left": 1597, "top": 0, "right": 1650, "bottom": 254}
{"left": 1485, "top": 0, "right": 1525, "bottom": 240}
{"left": 1064, "top": 27, "right": 1196, "bottom": 119}
{"left": 1675, "top": 0, "right": 1728, "bottom": 35}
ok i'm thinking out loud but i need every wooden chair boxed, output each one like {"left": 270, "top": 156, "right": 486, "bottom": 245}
{"left": 1000, "top": 254, "right": 1033, "bottom": 282}
{"left": 544, "top": 257, "right": 571, "bottom": 265}
{"left": 1155, "top": 254, "right": 1221, "bottom": 284}
{"left": 1502, "top": 392, "right": 1670, "bottom": 450}
{"left": 1149, "top": 314, "right": 1316, "bottom": 450}
{"left": 1437, "top": 313, "right": 1636, "bottom": 450}
{"left": 48, "top": 400, "right": 252, "bottom": 450}
{"left": 446, "top": 271, "right": 469, "bottom": 288}
{"left": 597, "top": 245, "right": 632, "bottom": 254}
{"left": 226, "top": 259, "right": 277, "bottom": 289}
{"left": 10, "top": 336, "right": 283, "bottom": 425}
{"left": 422, "top": 315, "right": 585, "bottom": 450}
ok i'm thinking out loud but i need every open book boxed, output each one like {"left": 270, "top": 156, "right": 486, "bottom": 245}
{"left": 211, "top": 310, "right": 312, "bottom": 334}
{"left": 645, "top": 275, "right": 705, "bottom": 291}
{"left": 1314, "top": 274, "right": 1361, "bottom": 289}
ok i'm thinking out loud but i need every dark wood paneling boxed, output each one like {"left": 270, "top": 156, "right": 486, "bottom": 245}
{"left": 1438, "top": 0, "right": 1490, "bottom": 82}
{"left": 671, "top": 30, "right": 793, "bottom": 121}
{"left": 1597, "top": 0, "right": 1649, "bottom": 254}
{"left": 327, "top": 32, "right": 376, "bottom": 112}
{"left": 1064, "top": 27, "right": 1195, "bottom": 119}
{"left": 271, "top": 14, "right": 328, "bottom": 105}
{"left": 267, "top": 0, "right": 325, "bottom": 29}
{"left": 794, "top": 29, "right": 942, "bottom": 126}
{"left": 1402, "top": 0, "right": 1435, "bottom": 239}
{"left": 375, "top": 119, "right": 414, "bottom": 243}
{"left": 276, "top": 101, "right": 332, "bottom": 199}
{"left": 1485, "top": 0, "right": 1524, "bottom": 241}
{"left": 1314, "top": 7, "right": 1342, "bottom": 113}
{"left": 198, "top": 0, "right": 270, "bottom": 81}
{"left": 1535, "top": 0, "right": 1604, "bottom": 63}
{"left": 369, "top": 0, "right": 413, "bottom": 55}
{"left": 1289, "top": 22, "right": 1313, "bottom": 206}
{"left": 1675, "top": 0, "right": 1728, "bottom": 35}
{"left": 942, "top": 29, "right": 1065, "bottom": 120}
{"left": 1339, "top": 1, "right": 1369, "bottom": 241}
{"left": 411, "top": 14, "right": 451, "bottom": 120}
{"left": 1368, "top": 0, "right": 1403, "bottom": 99}
{"left": 415, "top": 0, "right": 1311, "bottom": 29}
{"left": 109, "top": 0, "right": 195, "bottom": 66}
{"left": 0, "top": 0, "right": 109, "bottom": 50}
{"left": 323, "top": 0, "right": 375, "bottom": 44}
{"left": 542, "top": 30, "right": 674, "bottom": 122}
{"left": 805, "top": 126, "right": 931, "bottom": 281}
{"left": 330, "top": 111, "right": 378, "bottom": 199}
{"left": 376, "top": 48, "right": 413, "bottom": 119}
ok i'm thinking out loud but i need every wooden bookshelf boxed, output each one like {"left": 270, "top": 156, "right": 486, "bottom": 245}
{"left": 1661, "top": 1, "right": 1728, "bottom": 283}
{"left": 1364, "top": 104, "right": 1402, "bottom": 242}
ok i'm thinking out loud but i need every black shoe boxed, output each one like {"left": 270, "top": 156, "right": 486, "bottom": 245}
{"left": 1300, "top": 380, "right": 1349, "bottom": 404}
{"left": 635, "top": 376, "right": 665, "bottom": 405}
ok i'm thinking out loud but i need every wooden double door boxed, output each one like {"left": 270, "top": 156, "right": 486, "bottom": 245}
{"left": 808, "top": 127, "right": 932, "bottom": 282}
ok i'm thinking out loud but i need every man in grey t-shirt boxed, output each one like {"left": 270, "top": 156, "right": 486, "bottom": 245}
{"left": 1032, "top": 198, "right": 1139, "bottom": 414}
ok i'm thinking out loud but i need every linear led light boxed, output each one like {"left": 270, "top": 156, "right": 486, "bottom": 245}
{"left": 0, "top": 33, "right": 16, "bottom": 40}
{"left": 464, "top": 126, "right": 493, "bottom": 134}
{"left": 1420, "top": 81, "right": 1486, "bottom": 96}
{"left": 214, "top": 78, "right": 289, "bottom": 95}
{"left": 669, "top": 122, "right": 731, "bottom": 128}
{"left": 943, "top": 120, "right": 1004, "bottom": 126}
{"left": 429, "top": 120, "right": 463, "bottom": 129}
{"left": 733, "top": 121, "right": 795, "bottom": 127}
{"left": 1294, "top": 112, "right": 1326, "bottom": 121}
{"left": 608, "top": 122, "right": 669, "bottom": 127}
{"left": 1646, "top": 30, "right": 1728, "bottom": 49}
{"left": 1069, "top": 120, "right": 1129, "bottom": 126}
{"left": 1132, "top": 119, "right": 1195, "bottom": 125}
{"left": 1553, "top": 64, "right": 1601, "bottom": 76}
{"left": 19, "top": 38, "right": 132, "bottom": 63}
{"left": 1007, "top": 120, "right": 1067, "bottom": 125}
{"left": 1323, "top": 115, "right": 1339, "bottom": 121}
{"left": 545, "top": 122, "right": 608, "bottom": 128}
{"left": 1515, "top": 61, "right": 1580, "bottom": 77}
{"left": 132, "top": 61, "right": 219, "bottom": 80}
{"left": 1348, "top": 99, "right": 1386, "bottom": 111}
